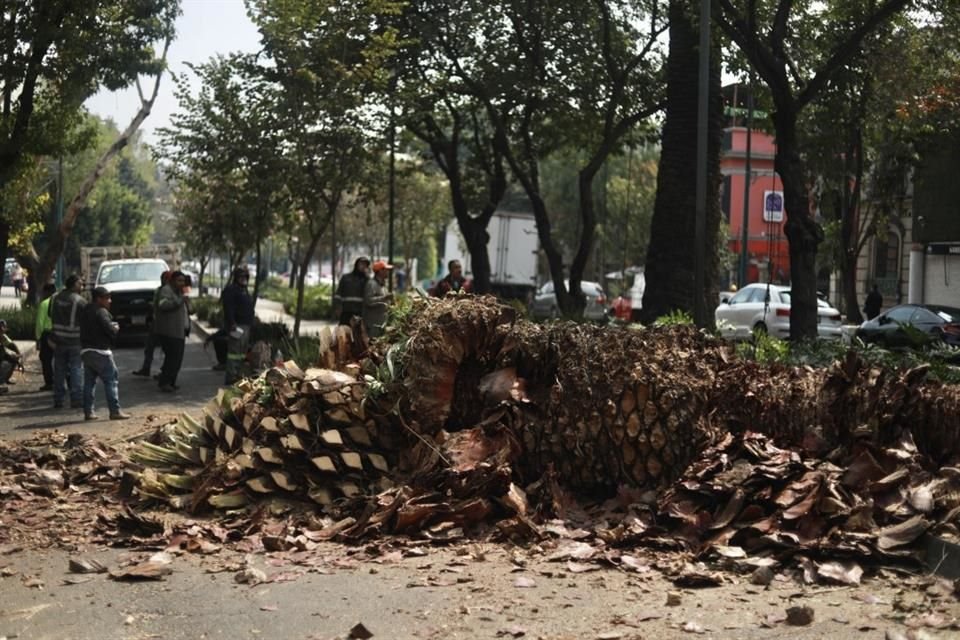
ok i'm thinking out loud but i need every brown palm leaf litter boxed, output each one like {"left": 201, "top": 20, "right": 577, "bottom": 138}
{"left": 5, "top": 295, "right": 960, "bottom": 575}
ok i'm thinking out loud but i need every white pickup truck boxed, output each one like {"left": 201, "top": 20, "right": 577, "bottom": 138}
{"left": 94, "top": 258, "right": 170, "bottom": 333}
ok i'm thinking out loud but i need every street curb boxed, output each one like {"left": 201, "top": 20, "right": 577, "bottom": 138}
{"left": 191, "top": 316, "right": 214, "bottom": 340}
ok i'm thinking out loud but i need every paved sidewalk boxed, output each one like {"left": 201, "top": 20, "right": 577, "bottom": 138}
{"left": 190, "top": 296, "right": 336, "bottom": 340}
{"left": 253, "top": 297, "right": 336, "bottom": 335}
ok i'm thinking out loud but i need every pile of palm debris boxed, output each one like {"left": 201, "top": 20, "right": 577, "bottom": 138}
{"left": 3, "top": 295, "right": 960, "bottom": 587}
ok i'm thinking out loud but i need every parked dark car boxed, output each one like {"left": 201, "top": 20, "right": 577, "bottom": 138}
{"left": 530, "top": 280, "right": 608, "bottom": 322}
{"left": 856, "top": 303, "right": 960, "bottom": 347}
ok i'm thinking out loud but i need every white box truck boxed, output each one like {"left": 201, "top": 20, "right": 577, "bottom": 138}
{"left": 442, "top": 210, "right": 538, "bottom": 300}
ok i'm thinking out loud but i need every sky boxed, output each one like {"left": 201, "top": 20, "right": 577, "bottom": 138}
{"left": 85, "top": 0, "right": 262, "bottom": 144}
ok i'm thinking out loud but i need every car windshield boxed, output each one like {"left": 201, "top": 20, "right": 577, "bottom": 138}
{"left": 98, "top": 262, "right": 166, "bottom": 285}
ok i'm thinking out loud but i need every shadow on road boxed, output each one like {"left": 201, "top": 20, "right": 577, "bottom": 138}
{"left": 1, "top": 336, "right": 223, "bottom": 440}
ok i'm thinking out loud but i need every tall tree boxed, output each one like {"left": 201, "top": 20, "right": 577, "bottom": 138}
{"left": 715, "top": 0, "right": 912, "bottom": 339}
{"left": 31, "top": 38, "right": 172, "bottom": 291}
{"left": 248, "top": 0, "right": 399, "bottom": 337}
{"left": 446, "top": 0, "right": 665, "bottom": 316}
{"left": 157, "top": 53, "right": 282, "bottom": 303}
{"left": 0, "top": 0, "right": 180, "bottom": 265}
{"left": 396, "top": 0, "right": 509, "bottom": 294}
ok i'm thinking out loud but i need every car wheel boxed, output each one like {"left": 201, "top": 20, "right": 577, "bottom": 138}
{"left": 752, "top": 322, "right": 768, "bottom": 338}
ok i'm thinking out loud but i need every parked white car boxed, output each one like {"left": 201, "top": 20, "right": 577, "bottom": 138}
{"left": 715, "top": 283, "right": 842, "bottom": 340}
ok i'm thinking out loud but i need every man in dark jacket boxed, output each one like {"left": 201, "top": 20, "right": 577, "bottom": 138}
{"left": 221, "top": 267, "right": 255, "bottom": 385}
{"left": 79, "top": 287, "right": 129, "bottom": 421}
{"left": 864, "top": 284, "right": 883, "bottom": 320}
{"left": 50, "top": 274, "right": 86, "bottom": 409}
{"left": 334, "top": 257, "right": 370, "bottom": 325}
{"left": 155, "top": 270, "right": 191, "bottom": 392}
{"left": 432, "top": 260, "right": 470, "bottom": 297}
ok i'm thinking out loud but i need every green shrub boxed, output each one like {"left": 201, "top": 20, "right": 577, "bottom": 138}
{"left": 0, "top": 306, "right": 37, "bottom": 340}
{"left": 653, "top": 309, "right": 694, "bottom": 327}
{"left": 260, "top": 282, "right": 333, "bottom": 320}
{"left": 190, "top": 296, "right": 223, "bottom": 328}
{"left": 278, "top": 335, "right": 322, "bottom": 368}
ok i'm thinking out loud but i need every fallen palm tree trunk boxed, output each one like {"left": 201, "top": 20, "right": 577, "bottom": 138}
{"left": 123, "top": 296, "right": 960, "bottom": 561}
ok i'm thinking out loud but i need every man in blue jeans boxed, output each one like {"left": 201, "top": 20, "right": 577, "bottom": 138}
{"left": 50, "top": 274, "right": 86, "bottom": 409}
{"left": 79, "top": 287, "right": 130, "bottom": 421}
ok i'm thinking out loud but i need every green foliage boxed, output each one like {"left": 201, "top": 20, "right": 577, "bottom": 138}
{"left": 259, "top": 281, "right": 333, "bottom": 321}
{"left": 653, "top": 309, "right": 694, "bottom": 328}
{"left": 278, "top": 335, "right": 323, "bottom": 370}
{"left": 364, "top": 340, "right": 409, "bottom": 401}
{"left": 55, "top": 120, "right": 157, "bottom": 270}
{"left": 191, "top": 297, "right": 223, "bottom": 328}
{"left": 0, "top": 306, "right": 36, "bottom": 340}
{"left": 542, "top": 143, "right": 659, "bottom": 277}
{"left": 0, "top": 0, "right": 179, "bottom": 268}
{"left": 731, "top": 333, "right": 960, "bottom": 385}
{"left": 735, "top": 332, "right": 792, "bottom": 365}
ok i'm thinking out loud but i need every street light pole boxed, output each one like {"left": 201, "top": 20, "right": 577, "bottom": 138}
{"left": 56, "top": 156, "right": 64, "bottom": 289}
{"left": 693, "top": 0, "right": 710, "bottom": 327}
{"left": 387, "top": 88, "right": 396, "bottom": 293}
{"left": 738, "top": 73, "right": 754, "bottom": 288}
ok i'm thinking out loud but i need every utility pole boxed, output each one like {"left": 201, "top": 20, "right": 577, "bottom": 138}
{"left": 387, "top": 93, "right": 396, "bottom": 293}
{"left": 738, "top": 74, "right": 754, "bottom": 288}
{"left": 693, "top": 0, "right": 710, "bottom": 327}
{"left": 56, "top": 156, "right": 64, "bottom": 289}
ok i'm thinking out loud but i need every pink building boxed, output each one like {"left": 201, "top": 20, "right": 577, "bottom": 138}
{"left": 721, "top": 126, "right": 791, "bottom": 286}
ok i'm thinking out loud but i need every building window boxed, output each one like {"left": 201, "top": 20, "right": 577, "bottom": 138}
{"left": 874, "top": 231, "right": 899, "bottom": 278}
{"left": 873, "top": 230, "right": 901, "bottom": 297}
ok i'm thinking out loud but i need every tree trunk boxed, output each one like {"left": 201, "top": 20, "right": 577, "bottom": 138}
{"left": 772, "top": 107, "right": 823, "bottom": 340}
{"left": 642, "top": 0, "right": 723, "bottom": 323}
{"left": 294, "top": 233, "right": 322, "bottom": 341}
{"left": 459, "top": 215, "right": 492, "bottom": 294}
{"left": 198, "top": 257, "right": 208, "bottom": 298}
{"left": 0, "top": 218, "right": 9, "bottom": 276}
{"left": 437, "top": 138, "right": 502, "bottom": 296}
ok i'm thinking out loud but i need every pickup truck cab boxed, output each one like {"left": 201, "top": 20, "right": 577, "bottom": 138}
{"left": 95, "top": 259, "right": 169, "bottom": 332}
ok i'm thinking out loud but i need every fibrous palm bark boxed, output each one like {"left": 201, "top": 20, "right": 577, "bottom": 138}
{"left": 130, "top": 296, "right": 960, "bottom": 557}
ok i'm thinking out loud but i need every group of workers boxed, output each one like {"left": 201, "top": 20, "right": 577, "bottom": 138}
{"left": 333, "top": 257, "right": 471, "bottom": 337}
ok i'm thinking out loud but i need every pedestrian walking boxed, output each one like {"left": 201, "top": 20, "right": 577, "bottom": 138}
{"left": 79, "top": 287, "right": 129, "bottom": 421}
{"left": 432, "top": 260, "right": 470, "bottom": 297}
{"left": 34, "top": 282, "right": 57, "bottom": 391}
{"left": 154, "top": 270, "right": 190, "bottom": 393}
{"left": 363, "top": 260, "right": 393, "bottom": 338}
{"left": 333, "top": 257, "right": 370, "bottom": 325}
{"left": 0, "top": 319, "right": 23, "bottom": 393}
{"left": 10, "top": 264, "right": 24, "bottom": 298}
{"left": 864, "top": 284, "right": 883, "bottom": 321}
{"left": 132, "top": 271, "right": 170, "bottom": 377}
{"left": 221, "top": 267, "right": 255, "bottom": 385}
{"left": 50, "top": 274, "right": 86, "bottom": 409}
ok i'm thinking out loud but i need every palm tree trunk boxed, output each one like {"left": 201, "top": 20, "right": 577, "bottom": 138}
{"left": 642, "top": 0, "right": 723, "bottom": 322}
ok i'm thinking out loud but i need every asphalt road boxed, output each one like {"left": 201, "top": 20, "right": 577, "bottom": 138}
{"left": 0, "top": 334, "right": 224, "bottom": 441}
